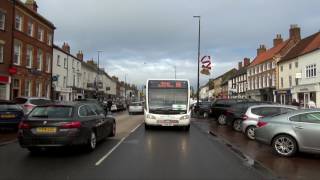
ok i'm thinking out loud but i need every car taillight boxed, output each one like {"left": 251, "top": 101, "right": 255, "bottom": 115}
{"left": 241, "top": 115, "right": 249, "bottom": 120}
{"left": 19, "top": 122, "right": 30, "bottom": 129}
{"left": 61, "top": 121, "right": 81, "bottom": 129}
{"left": 257, "top": 121, "right": 268, "bottom": 128}
{"left": 24, "top": 104, "right": 34, "bottom": 109}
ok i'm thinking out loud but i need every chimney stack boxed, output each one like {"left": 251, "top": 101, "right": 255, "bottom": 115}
{"left": 273, "top": 34, "right": 283, "bottom": 47}
{"left": 257, "top": 44, "right": 266, "bottom": 56}
{"left": 76, "top": 50, "right": 83, "bottom": 61}
{"left": 25, "top": 0, "right": 38, "bottom": 12}
{"left": 238, "top": 62, "right": 242, "bottom": 70}
{"left": 289, "top": 24, "right": 301, "bottom": 42}
{"left": 62, "top": 42, "right": 70, "bottom": 53}
{"left": 243, "top": 57, "right": 250, "bottom": 67}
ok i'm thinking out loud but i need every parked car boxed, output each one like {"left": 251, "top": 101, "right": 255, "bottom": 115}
{"left": 193, "top": 101, "right": 212, "bottom": 118}
{"left": 111, "top": 104, "right": 118, "bottom": 112}
{"left": 210, "top": 98, "right": 256, "bottom": 124}
{"left": 0, "top": 100, "right": 25, "bottom": 129}
{"left": 255, "top": 109, "right": 320, "bottom": 157}
{"left": 241, "top": 104, "right": 298, "bottom": 140}
{"left": 128, "top": 101, "right": 144, "bottom": 115}
{"left": 14, "top": 97, "right": 52, "bottom": 115}
{"left": 221, "top": 102, "right": 268, "bottom": 131}
{"left": 115, "top": 101, "right": 127, "bottom": 111}
{"left": 18, "top": 102, "right": 116, "bottom": 153}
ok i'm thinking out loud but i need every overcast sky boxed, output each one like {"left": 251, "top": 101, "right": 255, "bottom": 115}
{"left": 36, "top": 0, "right": 320, "bottom": 88}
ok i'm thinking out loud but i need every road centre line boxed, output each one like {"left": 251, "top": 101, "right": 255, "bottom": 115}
{"left": 95, "top": 123, "right": 142, "bottom": 166}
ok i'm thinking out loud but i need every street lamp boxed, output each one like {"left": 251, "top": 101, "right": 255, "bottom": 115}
{"left": 96, "top": 50, "right": 103, "bottom": 99}
{"left": 193, "top": 16, "right": 201, "bottom": 110}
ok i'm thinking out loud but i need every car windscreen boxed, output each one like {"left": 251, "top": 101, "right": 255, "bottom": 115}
{"left": 0, "top": 104, "right": 22, "bottom": 111}
{"left": 14, "top": 98, "right": 27, "bottom": 104}
{"left": 29, "top": 106, "right": 73, "bottom": 119}
{"left": 30, "top": 99, "right": 52, "bottom": 106}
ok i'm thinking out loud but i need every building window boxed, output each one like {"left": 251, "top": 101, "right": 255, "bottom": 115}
{"left": 289, "top": 76, "right": 292, "bottom": 87}
{"left": 272, "top": 61, "right": 276, "bottom": 69}
{"left": 295, "top": 61, "right": 298, "bottom": 68}
{"left": 77, "top": 62, "right": 79, "bottom": 71}
{"left": 295, "top": 78, "right": 299, "bottom": 86}
{"left": 27, "top": 21, "right": 34, "bottom": 37}
{"left": 37, "top": 28, "right": 44, "bottom": 42}
{"left": 0, "top": 44, "right": 3, "bottom": 63}
{"left": 267, "top": 62, "right": 271, "bottom": 70}
{"left": 267, "top": 74, "right": 270, "bottom": 87}
{"left": 263, "top": 64, "right": 266, "bottom": 71}
{"left": 64, "top": 58, "right": 67, "bottom": 68}
{"left": 26, "top": 46, "right": 33, "bottom": 68}
{"left": 264, "top": 75, "right": 267, "bottom": 87}
{"left": 46, "top": 54, "right": 51, "bottom": 73}
{"left": 281, "top": 77, "right": 283, "bottom": 88}
{"left": 260, "top": 65, "right": 263, "bottom": 72}
{"left": 280, "top": 65, "right": 283, "bottom": 72}
{"left": 306, "top": 64, "right": 316, "bottom": 78}
{"left": 63, "top": 76, "right": 67, "bottom": 88}
{"left": 36, "top": 82, "right": 42, "bottom": 97}
{"left": 0, "top": 11, "right": 5, "bottom": 30}
{"left": 47, "top": 33, "right": 52, "bottom": 46}
{"left": 72, "top": 59, "right": 75, "bottom": 69}
{"left": 57, "top": 55, "right": 60, "bottom": 66}
{"left": 37, "top": 49, "right": 43, "bottom": 71}
{"left": 272, "top": 73, "right": 275, "bottom": 86}
{"left": 289, "top": 63, "right": 292, "bottom": 70}
{"left": 15, "top": 14, "right": 22, "bottom": 31}
{"left": 24, "top": 80, "right": 31, "bottom": 97}
{"left": 256, "top": 66, "right": 259, "bottom": 74}
{"left": 253, "top": 68, "right": 255, "bottom": 75}
{"left": 13, "top": 41, "right": 21, "bottom": 65}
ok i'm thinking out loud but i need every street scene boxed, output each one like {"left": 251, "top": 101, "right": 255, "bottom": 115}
{"left": 1, "top": 0, "right": 320, "bottom": 180}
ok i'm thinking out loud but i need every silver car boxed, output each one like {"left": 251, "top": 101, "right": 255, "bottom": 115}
{"left": 14, "top": 97, "right": 52, "bottom": 115}
{"left": 255, "top": 109, "right": 320, "bottom": 157}
{"left": 128, "top": 102, "right": 144, "bottom": 115}
{"left": 241, "top": 104, "right": 298, "bottom": 140}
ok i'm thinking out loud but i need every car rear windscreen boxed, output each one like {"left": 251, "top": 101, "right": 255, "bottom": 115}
{"left": 14, "top": 98, "right": 27, "bottom": 104}
{"left": 30, "top": 99, "right": 52, "bottom": 105}
{"left": 29, "top": 106, "right": 73, "bottom": 119}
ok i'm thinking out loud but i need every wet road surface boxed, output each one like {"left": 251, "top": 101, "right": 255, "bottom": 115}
{"left": 0, "top": 114, "right": 273, "bottom": 180}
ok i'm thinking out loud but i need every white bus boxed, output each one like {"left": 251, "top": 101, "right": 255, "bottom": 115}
{"left": 144, "top": 79, "right": 191, "bottom": 131}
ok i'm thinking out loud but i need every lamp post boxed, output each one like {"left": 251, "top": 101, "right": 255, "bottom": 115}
{"left": 193, "top": 16, "right": 201, "bottom": 110}
{"left": 96, "top": 50, "right": 103, "bottom": 99}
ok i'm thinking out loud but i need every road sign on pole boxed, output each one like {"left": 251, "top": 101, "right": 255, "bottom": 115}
{"left": 200, "top": 56, "right": 212, "bottom": 75}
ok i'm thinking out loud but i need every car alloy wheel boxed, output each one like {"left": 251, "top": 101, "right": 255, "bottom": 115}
{"left": 246, "top": 126, "right": 256, "bottom": 140}
{"left": 272, "top": 135, "right": 297, "bottom": 157}
{"left": 218, "top": 115, "right": 227, "bottom": 125}
{"left": 88, "top": 131, "right": 97, "bottom": 151}
{"left": 233, "top": 119, "right": 242, "bottom": 132}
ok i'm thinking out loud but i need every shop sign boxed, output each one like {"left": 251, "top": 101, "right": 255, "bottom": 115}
{"left": 8, "top": 67, "right": 17, "bottom": 75}
{"left": 0, "top": 76, "right": 9, "bottom": 84}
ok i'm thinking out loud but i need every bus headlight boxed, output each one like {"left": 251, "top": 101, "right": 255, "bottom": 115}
{"left": 180, "top": 115, "right": 190, "bottom": 120}
{"left": 147, "top": 114, "right": 156, "bottom": 119}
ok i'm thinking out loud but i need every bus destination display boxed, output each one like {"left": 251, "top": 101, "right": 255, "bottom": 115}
{"left": 149, "top": 80, "right": 188, "bottom": 89}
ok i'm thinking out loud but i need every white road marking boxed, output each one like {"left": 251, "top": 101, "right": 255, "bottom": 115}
{"left": 95, "top": 123, "right": 142, "bottom": 166}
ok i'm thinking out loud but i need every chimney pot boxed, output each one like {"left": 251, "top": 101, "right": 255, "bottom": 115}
{"left": 289, "top": 24, "right": 301, "bottom": 41}
{"left": 25, "top": 0, "right": 38, "bottom": 12}
{"left": 257, "top": 44, "right": 267, "bottom": 56}
{"left": 243, "top": 58, "right": 250, "bottom": 67}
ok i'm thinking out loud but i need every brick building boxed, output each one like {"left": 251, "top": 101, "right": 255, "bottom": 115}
{"left": 9, "top": 0, "right": 55, "bottom": 99}
{"left": 0, "top": 0, "right": 14, "bottom": 100}
{"left": 229, "top": 58, "right": 251, "bottom": 98}
{"left": 246, "top": 25, "right": 301, "bottom": 101}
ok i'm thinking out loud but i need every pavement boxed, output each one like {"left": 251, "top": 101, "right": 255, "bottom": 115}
{"left": 0, "top": 113, "right": 274, "bottom": 180}
{"left": 207, "top": 117, "right": 320, "bottom": 180}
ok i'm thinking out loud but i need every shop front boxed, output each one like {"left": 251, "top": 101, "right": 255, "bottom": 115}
{"left": 292, "top": 84, "right": 320, "bottom": 108}
{"left": 0, "top": 75, "right": 10, "bottom": 100}
{"left": 274, "top": 89, "right": 292, "bottom": 105}
{"left": 53, "top": 86, "right": 72, "bottom": 101}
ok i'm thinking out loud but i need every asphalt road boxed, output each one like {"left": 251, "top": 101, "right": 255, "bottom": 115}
{"left": 0, "top": 114, "right": 272, "bottom": 180}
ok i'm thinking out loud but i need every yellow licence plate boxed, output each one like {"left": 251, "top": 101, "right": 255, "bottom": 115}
{"left": 0, "top": 114, "right": 16, "bottom": 119}
{"left": 36, "top": 127, "right": 57, "bottom": 133}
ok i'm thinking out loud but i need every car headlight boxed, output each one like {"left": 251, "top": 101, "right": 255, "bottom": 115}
{"left": 180, "top": 115, "right": 190, "bottom": 120}
{"left": 146, "top": 114, "right": 156, "bottom": 119}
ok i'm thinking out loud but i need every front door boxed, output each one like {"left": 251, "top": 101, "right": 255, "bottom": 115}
{"left": 304, "top": 93, "right": 310, "bottom": 108}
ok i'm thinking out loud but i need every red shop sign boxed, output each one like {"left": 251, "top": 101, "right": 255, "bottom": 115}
{"left": 9, "top": 67, "right": 17, "bottom": 74}
{"left": 0, "top": 76, "right": 9, "bottom": 83}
